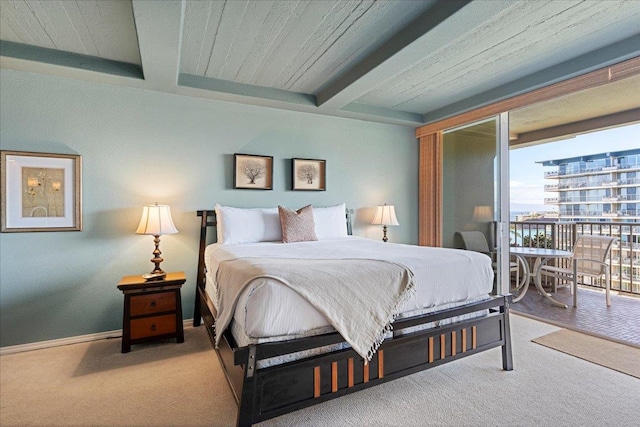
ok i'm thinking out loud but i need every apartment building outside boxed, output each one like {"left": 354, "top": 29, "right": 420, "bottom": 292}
{"left": 540, "top": 148, "right": 640, "bottom": 293}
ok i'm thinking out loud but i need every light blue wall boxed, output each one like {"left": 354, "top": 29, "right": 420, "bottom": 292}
{"left": 0, "top": 69, "right": 418, "bottom": 347}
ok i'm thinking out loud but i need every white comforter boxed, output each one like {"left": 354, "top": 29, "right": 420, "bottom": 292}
{"left": 205, "top": 236, "right": 493, "bottom": 340}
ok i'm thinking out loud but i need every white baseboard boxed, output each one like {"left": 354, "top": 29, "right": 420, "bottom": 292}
{"left": 0, "top": 319, "right": 195, "bottom": 356}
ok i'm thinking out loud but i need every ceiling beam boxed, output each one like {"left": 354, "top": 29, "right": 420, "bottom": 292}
{"left": 510, "top": 108, "right": 640, "bottom": 147}
{"left": 131, "top": 0, "right": 184, "bottom": 90}
{"left": 315, "top": 0, "right": 472, "bottom": 111}
{"left": 0, "top": 40, "right": 142, "bottom": 79}
{"left": 340, "top": 103, "right": 423, "bottom": 124}
{"left": 178, "top": 74, "right": 316, "bottom": 106}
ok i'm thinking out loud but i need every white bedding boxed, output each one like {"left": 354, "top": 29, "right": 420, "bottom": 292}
{"left": 205, "top": 236, "right": 494, "bottom": 340}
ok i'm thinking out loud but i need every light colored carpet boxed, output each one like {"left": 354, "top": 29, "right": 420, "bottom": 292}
{"left": 1, "top": 315, "right": 639, "bottom": 427}
{"left": 532, "top": 329, "right": 640, "bottom": 379}
{"left": 0, "top": 328, "right": 237, "bottom": 427}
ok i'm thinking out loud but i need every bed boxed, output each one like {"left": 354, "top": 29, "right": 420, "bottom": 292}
{"left": 193, "top": 204, "right": 513, "bottom": 426}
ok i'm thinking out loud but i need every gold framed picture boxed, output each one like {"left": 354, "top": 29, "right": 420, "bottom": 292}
{"left": 1, "top": 150, "right": 82, "bottom": 232}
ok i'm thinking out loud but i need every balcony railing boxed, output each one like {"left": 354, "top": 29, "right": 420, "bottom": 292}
{"left": 510, "top": 221, "right": 640, "bottom": 295}
{"left": 620, "top": 178, "right": 640, "bottom": 186}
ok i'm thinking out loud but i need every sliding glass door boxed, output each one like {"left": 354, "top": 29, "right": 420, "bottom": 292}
{"left": 442, "top": 113, "right": 510, "bottom": 294}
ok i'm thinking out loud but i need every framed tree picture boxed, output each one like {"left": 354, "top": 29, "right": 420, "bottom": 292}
{"left": 1, "top": 150, "right": 82, "bottom": 232}
{"left": 234, "top": 153, "right": 273, "bottom": 190}
{"left": 292, "top": 158, "right": 326, "bottom": 191}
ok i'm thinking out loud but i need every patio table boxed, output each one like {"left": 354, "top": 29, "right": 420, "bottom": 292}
{"left": 510, "top": 247, "right": 573, "bottom": 308}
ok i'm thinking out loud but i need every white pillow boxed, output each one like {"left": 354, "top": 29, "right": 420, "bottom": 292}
{"left": 312, "top": 203, "right": 348, "bottom": 239}
{"left": 215, "top": 204, "right": 282, "bottom": 244}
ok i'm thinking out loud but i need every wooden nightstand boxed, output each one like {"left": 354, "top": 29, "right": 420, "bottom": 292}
{"left": 117, "top": 271, "right": 185, "bottom": 353}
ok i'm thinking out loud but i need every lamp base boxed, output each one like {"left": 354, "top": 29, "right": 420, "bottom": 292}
{"left": 382, "top": 225, "right": 388, "bottom": 242}
{"left": 145, "top": 234, "right": 167, "bottom": 280}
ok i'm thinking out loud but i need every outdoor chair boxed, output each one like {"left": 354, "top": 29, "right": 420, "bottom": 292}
{"left": 539, "top": 235, "right": 618, "bottom": 307}
{"left": 455, "top": 231, "right": 521, "bottom": 290}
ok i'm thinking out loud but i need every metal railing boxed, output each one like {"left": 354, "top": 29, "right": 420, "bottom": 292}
{"left": 510, "top": 221, "right": 640, "bottom": 295}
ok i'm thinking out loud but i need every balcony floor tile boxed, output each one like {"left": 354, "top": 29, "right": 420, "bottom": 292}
{"left": 510, "top": 285, "right": 640, "bottom": 348}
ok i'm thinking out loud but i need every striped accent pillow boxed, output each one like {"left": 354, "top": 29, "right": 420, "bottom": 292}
{"left": 278, "top": 205, "right": 318, "bottom": 243}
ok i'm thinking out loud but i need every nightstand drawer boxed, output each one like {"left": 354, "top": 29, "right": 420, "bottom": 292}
{"left": 118, "top": 272, "right": 185, "bottom": 353}
{"left": 130, "top": 292, "right": 176, "bottom": 316}
{"left": 130, "top": 314, "right": 176, "bottom": 339}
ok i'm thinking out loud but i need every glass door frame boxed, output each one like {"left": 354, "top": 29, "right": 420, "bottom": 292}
{"left": 441, "top": 112, "right": 510, "bottom": 295}
{"left": 496, "top": 112, "right": 510, "bottom": 295}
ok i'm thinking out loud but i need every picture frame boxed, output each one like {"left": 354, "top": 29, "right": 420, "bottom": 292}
{"left": 1, "top": 150, "right": 82, "bottom": 232}
{"left": 292, "top": 158, "right": 326, "bottom": 191}
{"left": 233, "top": 153, "right": 273, "bottom": 190}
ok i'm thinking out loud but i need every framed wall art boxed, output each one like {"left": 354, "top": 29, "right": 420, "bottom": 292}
{"left": 233, "top": 153, "right": 273, "bottom": 190}
{"left": 1, "top": 150, "right": 82, "bottom": 232}
{"left": 292, "top": 158, "right": 326, "bottom": 191}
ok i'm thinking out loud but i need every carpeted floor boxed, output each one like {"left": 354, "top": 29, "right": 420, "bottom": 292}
{"left": 0, "top": 328, "right": 237, "bottom": 427}
{"left": 1, "top": 314, "right": 639, "bottom": 427}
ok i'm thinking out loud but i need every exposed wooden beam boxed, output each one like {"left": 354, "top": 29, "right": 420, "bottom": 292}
{"left": 178, "top": 74, "right": 316, "bottom": 106}
{"left": 316, "top": 0, "right": 473, "bottom": 110}
{"left": 0, "top": 40, "right": 142, "bottom": 79}
{"left": 131, "top": 0, "right": 183, "bottom": 89}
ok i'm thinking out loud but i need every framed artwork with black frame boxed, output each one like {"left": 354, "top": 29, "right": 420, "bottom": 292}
{"left": 1, "top": 150, "right": 82, "bottom": 232}
{"left": 233, "top": 153, "right": 273, "bottom": 190}
{"left": 292, "top": 158, "right": 326, "bottom": 191}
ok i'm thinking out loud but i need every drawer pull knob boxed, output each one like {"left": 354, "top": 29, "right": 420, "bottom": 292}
{"left": 150, "top": 324, "right": 156, "bottom": 331}
{"left": 150, "top": 301, "right": 157, "bottom": 308}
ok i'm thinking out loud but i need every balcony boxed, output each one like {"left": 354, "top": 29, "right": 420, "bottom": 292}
{"left": 509, "top": 220, "right": 640, "bottom": 348}
{"left": 620, "top": 178, "right": 640, "bottom": 186}
{"left": 544, "top": 184, "right": 559, "bottom": 191}
{"left": 510, "top": 220, "right": 640, "bottom": 296}
{"left": 511, "top": 284, "right": 640, "bottom": 348}
{"left": 544, "top": 197, "right": 559, "bottom": 204}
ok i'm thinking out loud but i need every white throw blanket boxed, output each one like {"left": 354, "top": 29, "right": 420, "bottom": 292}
{"left": 215, "top": 257, "right": 415, "bottom": 361}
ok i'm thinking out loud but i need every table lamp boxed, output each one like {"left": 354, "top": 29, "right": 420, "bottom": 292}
{"left": 372, "top": 203, "right": 399, "bottom": 242}
{"left": 472, "top": 205, "right": 494, "bottom": 248}
{"left": 136, "top": 202, "right": 178, "bottom": 280}
{"left": 472, "top": 205, "right": 493, "bottom": 222}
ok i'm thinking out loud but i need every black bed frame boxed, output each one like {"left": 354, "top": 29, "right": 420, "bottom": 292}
{"left": 193, "top": 209, "right": 513, "bottom": 426}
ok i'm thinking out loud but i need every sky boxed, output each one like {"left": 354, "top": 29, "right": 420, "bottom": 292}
{"left": 509, "top": 123, "right": 640, "bottom": 213}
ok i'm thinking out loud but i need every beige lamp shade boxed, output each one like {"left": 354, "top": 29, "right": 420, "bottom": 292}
{"left": 472, "top": 205, "right": 493, "bottom": 222}
{"left": 136, "top": 203, "right": 178, "bottom": 278}
{"left": 136, "top": 203, "right": 178, "bottom": 236}
{"left": 372, "top": 204, "right": 399, "bottom": 226}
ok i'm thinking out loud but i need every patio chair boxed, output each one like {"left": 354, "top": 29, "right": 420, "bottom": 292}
{"left": 455, "top": 231, "right": 520, "bottom": 290}
{"left": 539, "top": 235, "right": 618, "bottom": 307}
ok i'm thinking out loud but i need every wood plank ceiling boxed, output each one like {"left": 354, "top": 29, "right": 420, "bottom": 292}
{"left": 0, "top": 0, "right": 140, "bottom": 66}
{"left": 1, "top": 0, "right": 639, "bottom": 136}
